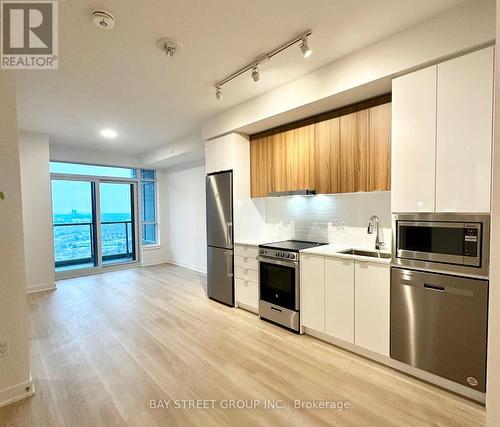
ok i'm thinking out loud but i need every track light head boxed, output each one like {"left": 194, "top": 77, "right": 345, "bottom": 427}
{"left": 215, "top": 86, "right": 223, "bottom": 100}
{"left": 300, "top": 37, "right": 312, "bottom": 58}
{"left": 251, "top": 66, "right": 260, "bottom": 82}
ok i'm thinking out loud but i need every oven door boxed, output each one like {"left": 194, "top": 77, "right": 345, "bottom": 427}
{"left": 396, "top": 221, "right": 471, "bottom": 265}
{"left": 259, "top": 256, "right": 299, "bottom": 311}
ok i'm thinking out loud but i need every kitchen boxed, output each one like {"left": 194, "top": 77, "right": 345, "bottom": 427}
{"left": 206, "top": 46, "right": 493, "bottom": 403}
{"left": 3, "top": 1, "right": 500, "bottom": 425}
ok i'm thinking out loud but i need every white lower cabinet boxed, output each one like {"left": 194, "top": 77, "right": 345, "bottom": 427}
{"left": 325, "top": 258, "right": 354, "bottom": 343}
{"left": 301, "top": 254, "right": 325, "bottom": 331}
{"left": 301, "top": 254, "right": 390, "bottom": 356}
{"left": 354, "top": 261, "right": 390, "bottom": 356}
{"left": 234, "top": 244, "right": 259, "bottom": 312}
{"left": 235, "top": 278, "right": 258, "bottom": 311}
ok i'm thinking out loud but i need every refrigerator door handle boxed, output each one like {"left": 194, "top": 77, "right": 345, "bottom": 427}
{"left": 227, "top": 222, "right": 233, "bottom": 247}
{"left": 226, "top": 251, "right": 233, "bottom": 278}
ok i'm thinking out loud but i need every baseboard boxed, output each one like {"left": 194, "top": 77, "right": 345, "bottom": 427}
{"left": 165, "top": 258, "right": 207, "bottom": 275}
{"left": 140, "top": 259, "right": 169, "bottom": 267}
{"left": 26, "top": 281, "right": 56, "bottom": 294}
{"left": 304, "top": 327, "right": 486, "bottom": 404}
{"left": 0, "top": 374, "right": 35, "bottom": 408}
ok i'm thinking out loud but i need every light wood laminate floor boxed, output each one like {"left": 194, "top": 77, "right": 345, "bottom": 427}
{"left": 0, "top": 264, "right": 485, "bottom": 426}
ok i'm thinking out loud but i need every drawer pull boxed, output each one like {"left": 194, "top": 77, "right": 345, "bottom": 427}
{"left": 271, "top": 306, "right": 282, "bottom": 313}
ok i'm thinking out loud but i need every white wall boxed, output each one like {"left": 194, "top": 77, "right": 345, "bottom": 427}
{"left": 18, "top": 131, "right": 56, "bottom": 293}
{"left": 203, "top": 0, "right": 495, "bottom": 140}
{"left": 486, "top": 1, "right": 500, "bottom": 424}
{"left": 161, "top": 163, "right": 207, "bottom": 274}
{"left": 0, "top": 74, "right": 33, "bottom": 405}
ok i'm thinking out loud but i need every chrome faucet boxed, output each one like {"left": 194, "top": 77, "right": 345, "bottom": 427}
{"left": 367, "top": 215, "right": 385, "bottom": 250}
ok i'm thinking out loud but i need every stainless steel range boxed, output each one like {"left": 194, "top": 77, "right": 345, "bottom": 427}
{"left": 258, "top": 240, "right": 327, "bottom": 332}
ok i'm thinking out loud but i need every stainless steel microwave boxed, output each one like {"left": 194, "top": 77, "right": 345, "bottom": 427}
{"left": 392, "top": 213, "right": 490, "bottom": 277}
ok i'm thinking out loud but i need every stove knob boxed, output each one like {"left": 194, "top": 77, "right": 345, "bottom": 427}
{"left": 285, "top": 253, "right": 290, "bottom": 258}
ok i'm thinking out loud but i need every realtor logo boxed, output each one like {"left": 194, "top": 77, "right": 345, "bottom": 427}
{"left": 1, "top": 1, "right": 58, "bottom": 69}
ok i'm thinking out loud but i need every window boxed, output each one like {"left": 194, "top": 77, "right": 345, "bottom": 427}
{"left": 140, "top": 169, "right": 158, "bottom": 245}
{"left": 50, "top": 161, "right": 136, "bottom": 179}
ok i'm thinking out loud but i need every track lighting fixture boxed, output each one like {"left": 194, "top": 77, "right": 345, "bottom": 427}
{"left": 251, "top": 66, "right": 260, "bottom": 82}
{"left": 300, "top": 36, "right": 312, "bottom": 58}
{"left": 214, "top": 30, "right": 312, "bottom": 99}
{"left": 215, "top": 86, "right": 223, "bottom": 100}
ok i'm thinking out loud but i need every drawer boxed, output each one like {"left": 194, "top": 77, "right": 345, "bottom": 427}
{"left": 235, "top": 266, "right": 258, "bottom": 282}
{"left": 236, "top": 278, "right": 258, "bottom": 311}
{"left": 235, "top": 244, "right": 258, "bottom": 259}
{"left": 234, "top": 255, "right": 259, "bottom": 270}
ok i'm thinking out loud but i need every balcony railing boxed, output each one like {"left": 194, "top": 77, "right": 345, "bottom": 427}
{"left": 101, "top": 220, "right": 134, "bottom": 263}
{"left": 53, "top": 220, "right": 134, "bottom": 269}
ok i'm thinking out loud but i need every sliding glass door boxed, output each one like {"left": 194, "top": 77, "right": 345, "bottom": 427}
{"left": 100, "top": 182, "right": 136, "bottom": 265}
{"left": 51, "top": 177, "right": 138, "bottom": 276}
{"left": 52, "top": 179, "right": 98, "bottom": 272}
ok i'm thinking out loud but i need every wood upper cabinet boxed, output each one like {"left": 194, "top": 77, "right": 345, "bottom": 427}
{"left": 250, "top": 135, "right": 273, "bottom": 197}
{"left": 251, "top": 124, "right": 316, "bottom": 197}
{"left": 340, "top": 109, "right": 368, "bottom": 193}
{"left": 368, "top": 103, "right": 391, "bottom": 192}
{"left": 284, "top": 124, "right": 316, "bottom": 191}
{"left": 250, "top": 97, "right": 391, "bottom": 197}
{"left": 315, "top": 117, "right": 341, "bottom": 194}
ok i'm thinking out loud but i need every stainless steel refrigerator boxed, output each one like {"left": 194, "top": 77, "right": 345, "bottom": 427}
{"left": 206, "top": 171, "right": 234, "bottom": 306}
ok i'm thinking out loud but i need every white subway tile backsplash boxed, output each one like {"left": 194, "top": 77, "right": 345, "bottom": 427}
{"left": 236, "top": 191, "right": 392, "bottom": 246}
{"left": 265, "top": 192, "right": 391, "bottom": 244}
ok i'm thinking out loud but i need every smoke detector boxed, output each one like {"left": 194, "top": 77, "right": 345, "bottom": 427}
{"left": 157, "top": 38, "right": 182, "bottom": 57}
{"left": 91, "top": 10, "right": 115, "bottom": 30}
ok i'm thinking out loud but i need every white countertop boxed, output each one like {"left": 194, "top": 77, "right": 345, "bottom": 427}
{"left": 300, "top": 243, "right": 391, "bottom": 265}
{"left": 234, "top": 239, "right": 272, "bottom": 246}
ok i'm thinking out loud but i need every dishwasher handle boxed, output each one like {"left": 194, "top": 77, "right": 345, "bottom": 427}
{"left": 424, "top": 283, "right": 446, "bottom": 292}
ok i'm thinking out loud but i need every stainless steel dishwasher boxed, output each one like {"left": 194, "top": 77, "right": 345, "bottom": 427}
{"left": 390, "top": 268, "right": 488, "bottom": 391}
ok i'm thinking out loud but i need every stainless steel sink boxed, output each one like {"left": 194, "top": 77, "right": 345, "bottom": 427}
{"left": 337, "top": 249, "right": 391, "bottom": 259}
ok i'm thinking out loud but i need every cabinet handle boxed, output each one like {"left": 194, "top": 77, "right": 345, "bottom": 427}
{"left": 424, "top": 284, "right": 445, "bottom": 292}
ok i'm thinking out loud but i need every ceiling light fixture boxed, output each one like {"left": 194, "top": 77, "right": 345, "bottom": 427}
{"left": 215, "top": 86, "right": 223, "bottom": 100}
{"left": 214, "top": 30, "right": 312, "bottom": 99}
{"left": 251, "top": 65, "right": 260, "bottom": 82}
{"left": 157, "top": 38, "right": 182, "bottom": 57}
{"left": 300, "top": 36, "right": 312, "bottom": 58}
{"left": 100, "top": 128, "right": 117, "bottom": 139}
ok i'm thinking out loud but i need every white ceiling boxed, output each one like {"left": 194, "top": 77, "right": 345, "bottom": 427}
{"left": 15, "top": 0, "right": 467, "bottom": 154}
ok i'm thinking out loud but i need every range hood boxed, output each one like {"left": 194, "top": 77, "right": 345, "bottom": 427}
{"left": 268, "top": 189, "right": 316, "bottom": 197}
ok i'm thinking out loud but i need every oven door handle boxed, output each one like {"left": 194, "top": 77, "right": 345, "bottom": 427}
{"left": 258, "top": 256, "right": 299, "bottom": 268}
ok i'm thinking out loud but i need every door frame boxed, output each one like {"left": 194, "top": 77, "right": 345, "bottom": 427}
{"left": 51, "top": 173, "right": 140, "bottom": 279}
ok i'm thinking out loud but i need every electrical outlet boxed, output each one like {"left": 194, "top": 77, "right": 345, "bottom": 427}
{"left": 0, "top": 341, "right": 8, "bottom": 357}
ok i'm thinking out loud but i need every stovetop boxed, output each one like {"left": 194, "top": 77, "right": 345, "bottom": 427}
{"left": 259, "top": 240, "right": 328, "bottom": 252}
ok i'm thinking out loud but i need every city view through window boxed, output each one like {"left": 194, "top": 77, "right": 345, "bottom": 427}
{"left": 52, "top": 179, "right": 135, "bottom": 270}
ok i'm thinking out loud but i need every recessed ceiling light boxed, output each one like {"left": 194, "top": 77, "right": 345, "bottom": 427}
{"left": 100, "top": 128, "right": 117, "bottom": 139}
